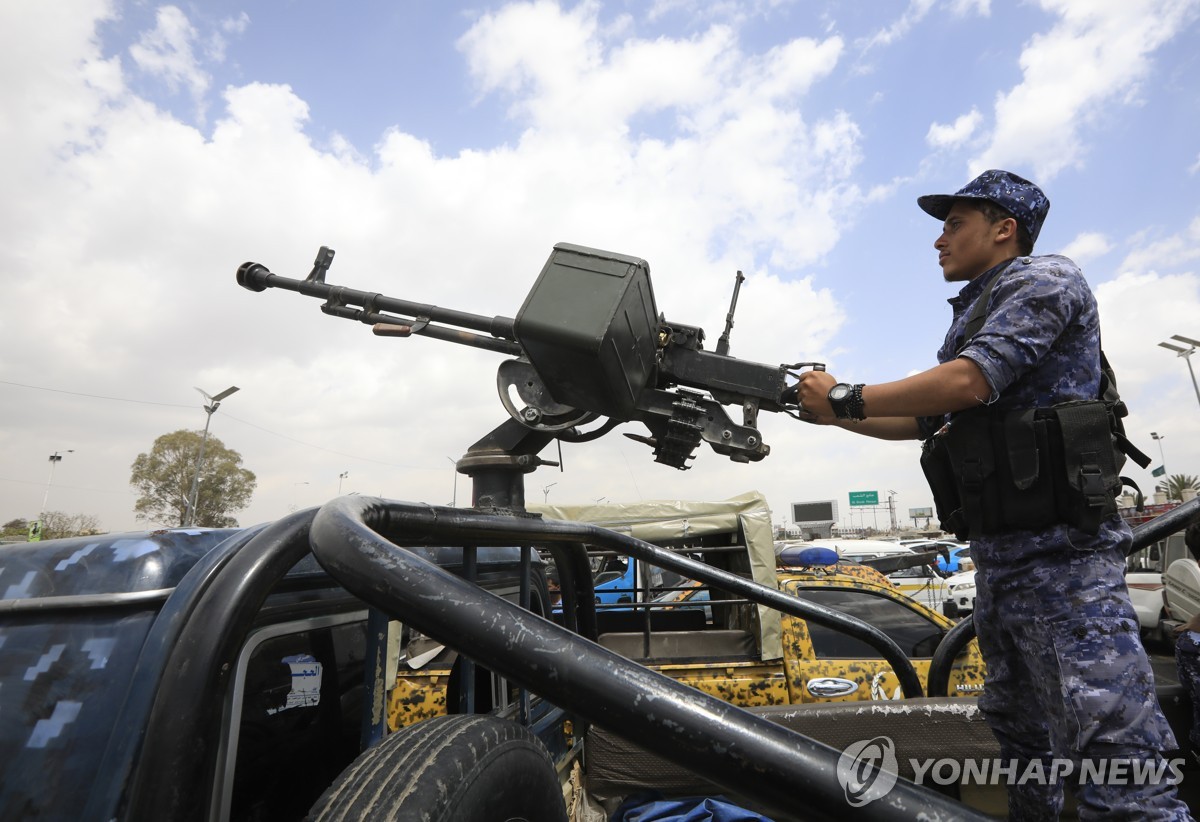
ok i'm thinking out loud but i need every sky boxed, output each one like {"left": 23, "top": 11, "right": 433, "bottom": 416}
{"left": 2, "top": 0, "right": 1199, "bottom": 536}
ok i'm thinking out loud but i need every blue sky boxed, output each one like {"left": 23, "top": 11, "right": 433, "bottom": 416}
{"left": 2, "top": 0, "right": 1198, "bottom": 533}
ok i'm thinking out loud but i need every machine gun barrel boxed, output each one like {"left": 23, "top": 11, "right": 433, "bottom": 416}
{"left": 238, "top": 242, "right": 813, "bottom": 468}
{"left": 236, "top": 257, "right": 522, "bottom": 356}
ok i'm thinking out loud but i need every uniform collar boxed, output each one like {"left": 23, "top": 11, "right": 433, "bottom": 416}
{"left": 947, "top": 257, "right": 1017, "bottom": 309}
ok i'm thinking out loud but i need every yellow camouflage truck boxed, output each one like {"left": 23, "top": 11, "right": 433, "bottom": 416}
{"left": 392, "top": 493, "right": 985, "bottom": 726}
{"left": 385, "top": 493, "right": 995, "bottom": 818}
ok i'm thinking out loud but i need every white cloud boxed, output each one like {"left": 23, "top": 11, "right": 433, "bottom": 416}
{"left": 972, "top": 0, "right": 1200, "bottom": 179}
{"left": 1095, "top": 216, "right": 1200, "bottom": 396}
{"left": 948, "top": 0, "right": 991, "bottom": 14}
{"left": 925, "top": 108, "right": 983, "bottom": 149}
{"left": 128, "top": 5, "right": 211, "bottom": 103}
{"left": 1060, "top": 231, "right": 1112, "bottom": 264}
{"left": 1118, "top": 215, "right": 1200, "bottom": 274}
{"left": 1, "top": 1, "right": 1195, "bottom": 536}
{"left": 859, "top": 0, "right": 938, "bottom": 51}
{"left": 0, "top": 0, "right": 860, "bottom": 530}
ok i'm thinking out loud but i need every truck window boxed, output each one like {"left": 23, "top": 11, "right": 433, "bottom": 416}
{"left": 215, "top": 612, "right": 367, "bottom": 822}
{"left": 794, "top": 588, "right": 945, "bottom": 659}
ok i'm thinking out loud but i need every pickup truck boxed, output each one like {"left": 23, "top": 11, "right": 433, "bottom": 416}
{"left": 7, "top": 493, "right": 1199, "bottom": 820}
{"left": 1, "top": 489, "right": 1008, "bottom": 822}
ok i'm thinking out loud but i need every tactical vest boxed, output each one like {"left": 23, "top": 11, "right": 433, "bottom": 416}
{"left": 919, "top": 266, "right": 1150, "bottom": 540}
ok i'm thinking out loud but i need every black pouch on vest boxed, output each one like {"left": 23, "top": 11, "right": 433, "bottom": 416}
{"left": 940, "top": 410, "right": 1000, "bottom": 537}
{"left": 1036, "top": 400, "right": 1120, "bottom": 534}
{"left": 920, "top": 433, "right": 968, "bottom": 540}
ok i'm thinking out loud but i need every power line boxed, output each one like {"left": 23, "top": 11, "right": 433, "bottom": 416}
{"left": 0, "top": 378, "right": 419, "bottom": 470}
{"left": 219, "top": 412, "right": 420, "bottom": 469}
{"left": 0, "top": 379, "right": 191, "bottom": 408}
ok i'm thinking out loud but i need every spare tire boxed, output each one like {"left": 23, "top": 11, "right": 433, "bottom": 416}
{"left": 308, "top": 714, "right": 567, "bottom": 822}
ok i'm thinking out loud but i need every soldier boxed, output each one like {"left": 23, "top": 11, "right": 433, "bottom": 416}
{"left": 791, "top": 170, "right": 1191, "bottom": 820}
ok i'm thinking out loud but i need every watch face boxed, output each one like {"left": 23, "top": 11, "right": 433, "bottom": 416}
{"left": 829, "top": 384, "right": 850, "bottom": 401}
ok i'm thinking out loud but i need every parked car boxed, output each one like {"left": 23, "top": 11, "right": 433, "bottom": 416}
{"left": 943, "top": 569, "right": 977, "bottom": 618}
{"left": 802, "top": 539, "right": 952, "bottom": 613}
{"left": 900, "top": 539, "right": 972, "bottom": 574}
{"left": 886, "top": 562, "right": 952, "bottom": 613}
{"left": 1126, "top": 528, "right": 1194, "bottom": 642}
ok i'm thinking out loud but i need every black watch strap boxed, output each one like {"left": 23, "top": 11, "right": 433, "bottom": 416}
{"left": 829, "top": 383, "right": 866, "bottom": 420}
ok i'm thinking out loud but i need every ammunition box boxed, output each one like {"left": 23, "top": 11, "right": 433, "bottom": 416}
{"left": 514, "top": 243, "right": 660, "bottom": 419}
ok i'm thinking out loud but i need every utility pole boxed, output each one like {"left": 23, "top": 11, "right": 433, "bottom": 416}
{"left": 185, "top": 385, "right": 239, "bottom": 527}
{"left": 1159, "top": 335, "right": 1200, "bottom": 411}
{"left": 41, "top": 450, "right": 74, "bottom": 516}
{"left": 34, "top": 450, "right": 74, "bottom": 540}
{"left": 1150, "top": 432, "right": 1167, "bottom": 477}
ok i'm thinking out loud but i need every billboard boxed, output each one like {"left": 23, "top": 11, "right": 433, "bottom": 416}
{"left": 909, "top": 507, "right": 934, "bottom": 519}
{"left": 792, "top": 500, "right": 838, "bottom": 523}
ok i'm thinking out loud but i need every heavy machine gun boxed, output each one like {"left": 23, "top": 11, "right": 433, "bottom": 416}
{"left": 237, "top": 242, "right": 816, "bottom": 475}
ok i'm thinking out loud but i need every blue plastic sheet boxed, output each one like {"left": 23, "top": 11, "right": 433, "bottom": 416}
{"left": 611, "top": 792, "right": 774, "bottom": 822}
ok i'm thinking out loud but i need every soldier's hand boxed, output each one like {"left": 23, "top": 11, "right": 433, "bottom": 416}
{"left": 797, "top": 370, "right": 837, "bottom": 416}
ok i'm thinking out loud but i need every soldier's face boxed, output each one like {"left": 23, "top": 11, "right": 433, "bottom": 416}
{"left": 934, "top": 202, "right": 1012, "bottom": 283}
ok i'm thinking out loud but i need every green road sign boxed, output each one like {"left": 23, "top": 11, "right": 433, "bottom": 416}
{"left": 848, "top": 490, "right": 879, "bottom": 507}
{"left": 1151, "top": 465, "right": 1166, "bottom": 477}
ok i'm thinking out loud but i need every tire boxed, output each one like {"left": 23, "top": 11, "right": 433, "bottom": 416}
{"left": 308, "top": 715, "right": 567, "bottom": 822}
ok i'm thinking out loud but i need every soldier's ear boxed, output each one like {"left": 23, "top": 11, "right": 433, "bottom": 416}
{"left": 994, "top": 217, "right": 1017, "bottom": 244}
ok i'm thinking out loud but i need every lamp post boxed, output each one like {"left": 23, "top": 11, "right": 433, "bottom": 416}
{"left": 185, "top": 385, "right": 239, "bottom": 527}
{"left": 1150, "top": 432, "right": 1167, "bottom": 477}
{"left": 1159, "top": 334, "right": 1200, "bottom": 411}
{"left": 338, "top": 471, "right": 349, "bottom": 495}
{"left": 542, "top": 482, "right": 557, "bottom": 503}
{"left": 41, "top": 449, "right": 74, "bottom": 516}
{"left": 290, "top": 481, "right": 309, "bottom": 512}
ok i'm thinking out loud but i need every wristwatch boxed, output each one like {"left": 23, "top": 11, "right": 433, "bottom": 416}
{"left": 828, "top": 383, "right": 866, "bottom": 420}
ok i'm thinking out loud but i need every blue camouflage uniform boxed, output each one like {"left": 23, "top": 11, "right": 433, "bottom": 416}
{"left": 1177, "top": 629, "right": 1200, "bottom": 755}
{"left": 928, "top": 254, "right": 1190, "bottom": 820}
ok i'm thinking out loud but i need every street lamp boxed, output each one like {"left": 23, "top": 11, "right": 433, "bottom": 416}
{"left": 1158, "top": 334, "right": 1200, "bottom": 411}
{"left": 185, "top": 385, "right": 239, "bottom": 527}
{"left": 542, "top": 482, "right": 557, "bottom": 503}
{"left": 338, "top": 471, "right": 349, "bottom": 495}
{"left": 1149, "top": 432, "right": 1167, "bottom": 477}
{"left": 290, "top": 481, "right": 310, "bottom": 512}
{"left": 41, "top": 449, "right": 74, "bottom": 516}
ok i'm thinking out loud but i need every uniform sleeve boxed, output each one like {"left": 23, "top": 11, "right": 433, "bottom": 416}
{"left": 956, "top": 257, "right": 1090, "bottom": 397}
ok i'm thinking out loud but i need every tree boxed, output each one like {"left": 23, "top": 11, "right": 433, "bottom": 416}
{"left": 3, "top": 517, "right": 28, "bottom": 533}
{"left": 40, "top": 511, "right": 103, "bottom": 540}
{"left": 130, "top": 429, "right": 256, "bottom": 527}
{"left": 1156, "top": 474, "right": 1200, "bottom": 502}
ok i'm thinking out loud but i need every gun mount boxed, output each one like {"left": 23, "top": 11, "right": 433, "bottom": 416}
{"left": 238, "top": 243, "right": 811, "bottom": 472}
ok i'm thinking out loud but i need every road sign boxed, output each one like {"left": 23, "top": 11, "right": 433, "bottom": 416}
{"left": 1152, "top": 465, "right": 1166, "bottom": 478}
{"left": 848, "top": 490, "right": 879, "bottom": 507}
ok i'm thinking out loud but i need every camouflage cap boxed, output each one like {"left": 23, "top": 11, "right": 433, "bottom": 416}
{"left": 918, "top": 169, "right": 1050, "bottom": 245}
